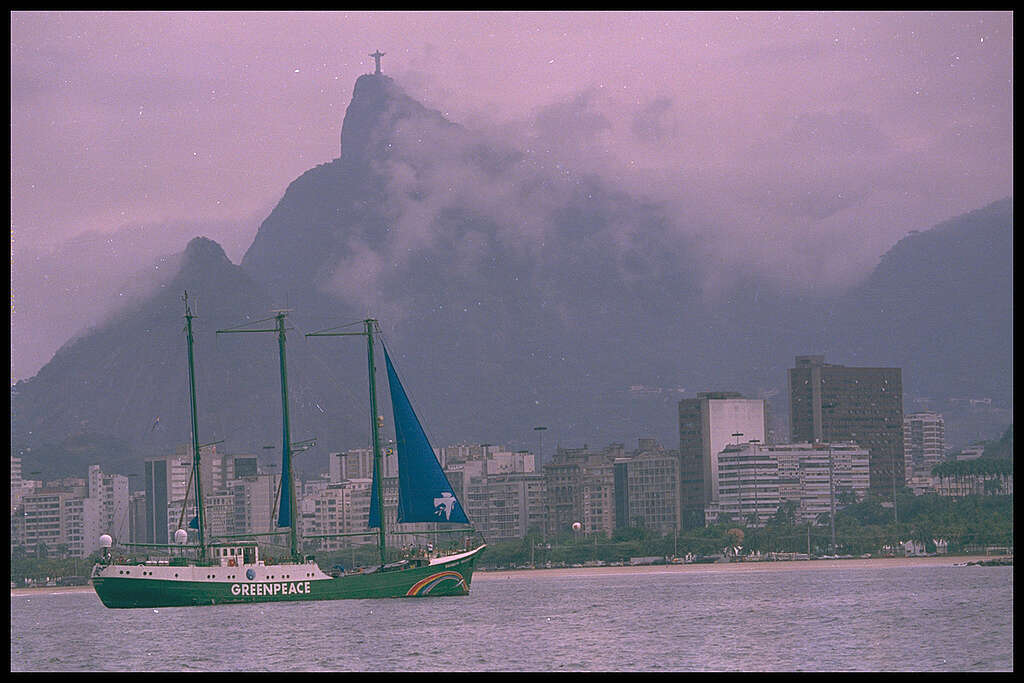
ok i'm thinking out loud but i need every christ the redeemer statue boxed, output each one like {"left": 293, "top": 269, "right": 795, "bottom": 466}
{"left": 370, "top": 50, "right": 385, "bottom": 75}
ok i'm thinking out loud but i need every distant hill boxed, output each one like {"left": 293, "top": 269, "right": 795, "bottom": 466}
{"left": 824, "top": 198, "right": 1013, "bottom": 403}
{"left": 12, "top": 238, "right": 288, "bottom": 471}
{"left": 982, "top": 425, "right": 1013, "bottom": 460}
{"left": 10, "top": 73, "right": 1013, "bottom": 478}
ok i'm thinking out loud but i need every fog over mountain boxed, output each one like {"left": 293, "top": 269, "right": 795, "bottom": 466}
{"left": 13, "top": 12, "right": 1012, "bottom": 388}
{"left": 10, "top": 214, "right": 264, "bottom": 381}
{"left": 10, "top": 73, "right": 1012, "bottom": 477}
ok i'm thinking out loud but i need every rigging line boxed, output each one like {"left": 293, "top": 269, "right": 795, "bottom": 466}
{"left": 303, "top": 331, "right": 375, "bottom": 440}
{"left": 305, "top": 318, "right": 367, "bottom": 336}
{"left": 306, "top": 342, "right": 365, "bottom": 410}
{"left": 217, "top": 314, "right": 281, "bottom": 332}
{"left": 270, "top": 470, "right": 283, "bottom": 535}
{"left": 114, "top": 501, "right": 131, "bottom": 542}
{"left": 177, "top": 462, "right": 195, "bottom": 531}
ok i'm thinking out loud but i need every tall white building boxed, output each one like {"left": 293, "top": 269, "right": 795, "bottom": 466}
{"left": 10, "top": 454, "right": 41, "bottom": 512}
{"left": 903, "top": 412, "right": 946, "bottom": 482}
{"left": 713, "top": 442, "right": 780, "bottom": 527}
{"left": 307, "top": 479, "right": 375, "bottom": 552}
{"left": 477, "top": 472, "right": 547, "bottom": 541}
{"left": 226, "top": 473, "right": 282, "bottom": 537}
{"left": 19, "top": 487, "right": 102, "bottom": 558}
{"left": 87, "top": 465, "right": 130, "bottom": 542}
{"left": 707, "top": 441, "right": 870, "bottom": 526}
{"left": 773, "top": 442, "right": 870, "bottom": 524}
{"left": 679, "top": 392, "right": 768, "bottom": 525}
{"left": 11, "top": 454, "right": 22, "bottom": 510}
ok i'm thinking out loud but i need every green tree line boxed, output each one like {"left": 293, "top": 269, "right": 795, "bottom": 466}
{"left": 476, "top": 492, "right": 1013, "bottom": 568}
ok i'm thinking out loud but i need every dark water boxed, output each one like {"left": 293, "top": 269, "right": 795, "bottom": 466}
{"left": 11, "top": 564, "right": 1012, "bottom": 671}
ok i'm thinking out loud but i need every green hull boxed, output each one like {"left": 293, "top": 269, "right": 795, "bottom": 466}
{"left": 92, "top": 546, "right": 484, "bottom": 609}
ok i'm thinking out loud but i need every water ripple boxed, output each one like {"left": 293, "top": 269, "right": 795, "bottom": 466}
{"left": 11, "top": 565, "right": 1012, "bottom": 671}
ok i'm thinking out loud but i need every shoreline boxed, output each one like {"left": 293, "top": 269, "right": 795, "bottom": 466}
{"left": 472, "top": 554, "right": 1010, "bottom": 580}
{"left": 11, "top": 555, "right": 1009, "bottom": 596}
{"left": 11, "top": 585, "right": 95, "bottom": 597}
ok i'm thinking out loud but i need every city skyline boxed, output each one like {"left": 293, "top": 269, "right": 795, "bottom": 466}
{"left": 11, "top": 419, "right": 1008, "bottom": 559}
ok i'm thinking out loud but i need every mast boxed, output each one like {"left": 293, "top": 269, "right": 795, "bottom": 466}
{"left": 217, "top": 309, "right": 300, "bottom": 563}
{"left": 183, "top": 292, "right": 207, "bottom": 558}
{"left": 365, "top": 319, "right": 387, "bottom": 566}
{"left": 306, "top": 318, "right": 386, "bottom": 567}
{"left": 275, "top": 312, "right": 299, "bottom": 562}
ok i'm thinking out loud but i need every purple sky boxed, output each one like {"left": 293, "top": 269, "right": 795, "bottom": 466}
{"left": 10, "top": 11, "right": 1013, "bottom": 382}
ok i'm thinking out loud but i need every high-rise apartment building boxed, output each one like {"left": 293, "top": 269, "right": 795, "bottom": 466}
{"left": 678, "top": 392, "right": 768, "bottom": 528}
{"left": 580, "top": 452, "right": 617, "bottom": 538}
{"left": 543, "top": 444, "right": 620, "bottom": 538}
{"left": 789, "top": 355, "right": 904, "bottom": 499}
{"left": 145, "top": 445, "right": 261, "bottom": 543}
{"left": 227, "top": 473, "right": 282, "bottom": 537}
{"left": 613, "top": 439, "right": 679, "bottom": 534}
{"left": 903, "top": 412, "right": 946, "bottom": 481}
{"left": 439, "top": 445, "right": 545, "bottom": 542}
{"left": 10, "top": 455, "right": 42, "bottom": 512}
{"left": 713, "top": 442, "right": 780, "bottom": 527}
{"left": 87, "top": 464, "right": 130, "bottom": 543}
{"left": 706, "top": 441, "right": 870, "bottom": 527}
{"left": 309, "top": 479, "right": 374, "bottom": 552}
{"left": 771, "top": 442, "right": 870, "bottom": 524}
{"left": 11, "top": 454, "right": 22, "bottom": 511}
{"left": 143, "top": 452, "right": 192, "bottom": 543}
{"left": 475, "top": 472, "right": 547, "bottom": 541}
{"left": 19, "top": 487, "right": 101, "bottom": 558}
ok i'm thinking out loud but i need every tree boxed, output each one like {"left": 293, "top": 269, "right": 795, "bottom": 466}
{"left": 837, "top": 486, "right": 858, "bottom": 507}
{"left": 769, "top": 500, "right": 799, "bottom": 528}
{"left": 982, "top": 424, "right": 1013, "bottom": 459}
{"left": 612, "top": 525, "right": 646, "bottom": 543}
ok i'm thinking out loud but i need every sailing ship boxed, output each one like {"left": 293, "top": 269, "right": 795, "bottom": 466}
{"left": 91, "top": 295, "right": 485, "bottom": 608}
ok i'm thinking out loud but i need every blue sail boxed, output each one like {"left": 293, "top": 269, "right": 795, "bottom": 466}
{"left": 380, "top": 343, "right": 469, "bottom": 525}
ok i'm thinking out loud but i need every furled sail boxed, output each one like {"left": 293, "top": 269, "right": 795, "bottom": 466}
{"left": 371, "top": 343, "right": 469, "bottom": 526}
{"left": 277, "top": 441, "right": 293, "bottom": 528}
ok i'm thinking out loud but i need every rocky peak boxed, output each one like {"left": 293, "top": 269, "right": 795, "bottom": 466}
{"left": 339, "top": 73, "right": 453, "bottom": 165}
{"left": 181, "top": 236, "right": 231, "bottom": 268}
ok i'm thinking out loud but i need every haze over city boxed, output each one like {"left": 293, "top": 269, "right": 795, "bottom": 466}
{"left": 10, "top": 10, "right": 1013, "bottom": 384}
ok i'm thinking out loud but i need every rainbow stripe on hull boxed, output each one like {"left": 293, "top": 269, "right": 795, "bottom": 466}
{"left": 405, "top": 570, "right": 468, "bottom": 596}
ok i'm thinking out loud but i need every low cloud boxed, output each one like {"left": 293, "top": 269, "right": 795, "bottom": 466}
{"left": 11, "top": 216, "right": 261, "bottom": 381}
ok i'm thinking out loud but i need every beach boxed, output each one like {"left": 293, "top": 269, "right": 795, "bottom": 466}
{"left": 472, "top": 554, "right": 1004, "bottom": 580}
